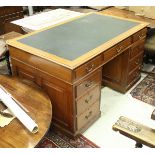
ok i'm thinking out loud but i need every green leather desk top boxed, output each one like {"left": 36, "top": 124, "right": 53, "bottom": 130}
{"left": 17, "top": 13, "right": 139, "bottom": 61}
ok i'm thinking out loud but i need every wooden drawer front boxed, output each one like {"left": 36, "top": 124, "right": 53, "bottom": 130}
{"left": 103, "top": 46, "right": 117, "bottom": 62}
{"left": 75, "top": 69, "right": 101, "bottom": 98}
{"left": 103, "top": 37, "right": 131, "bottom": 62}
{"left": 76, "top": 101, "right": 100, "bottom": 130}
{"left": 11, "top": 58, "right": 36, "bottom": 82}
{"left": 115, "top": 37, "right": 132, "bottom": 54}
{"left": 129, "top": 54, "right": 143, "bottom": 73}
{"left": 76, "top": 86, "right": 100, "bottom": 115}
{"left": 132, "top": 28, "right": 147, "bottom": 42}
{"left": 128, "top": 67, "right": 140, "bottom": 84}
{"left": 130, "top": 39, "right": 145, "bottom": 59}
{"left": 75, "top": 55, "right": 103, "bottom": 80}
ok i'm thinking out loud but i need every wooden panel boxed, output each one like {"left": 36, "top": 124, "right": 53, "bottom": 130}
{"left": 17, "top": 67, "right": 36, "bottom": 82}
{"left": 130, "top": 39, "right": 145, "bottom": 59}
{"left": 103, "top": 56, "right": 123, "bottom": 84}
{"left": 76, "top": 101, "right": 100, "bottom": 130}
{"left": 11, "top": 58, "right": 36, "bottom": 82}
{"left": 129, "top": 53, "right": 143, "bottom": 73}
{"left": 127, "top": 66, "right": 141, "bottom": 84}
{"left": 102, "top": 49, "right": 130, "bottom": 85}
{"left": 76, "top": 85, "right": 100, "bottom": 115}
{"left": 42, "top": 80, "right": 74, "bottom": 130}
{"left": 11, "top": 58, "right": 43, "bottom": 87}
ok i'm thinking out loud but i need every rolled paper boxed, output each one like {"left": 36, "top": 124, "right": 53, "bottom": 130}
{"left": 0, "top": 86, "right": 38, "bottom": 133}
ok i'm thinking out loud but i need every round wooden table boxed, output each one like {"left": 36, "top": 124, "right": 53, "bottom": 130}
{"left": 0, "top": 75, "right": 52, "bottom": 148}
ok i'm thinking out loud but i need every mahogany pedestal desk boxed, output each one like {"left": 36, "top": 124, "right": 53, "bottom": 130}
{"left": 7, "top": 12, "right": 149, "bottom": 137}
{"left": 0, "top": 75, "right": 52, "bottom": 148}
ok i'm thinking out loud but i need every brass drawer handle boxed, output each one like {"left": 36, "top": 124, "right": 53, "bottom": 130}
{"left": 85, "top": 95, "right": 93, "bottom": 103}
{"left": 116, "top": 46, "right": 123, "bottom": 53}
{"left": 85, "top": 81, "right": 93, "bottom": 88}
{"left": 135, "top": 60, "right": 139, "bottom": 65}
{"left": 138, "top": 35, "right": 144, "bottom": 39}
{"left": 85, "top": 111, "right": 92, "bottom": 119}
{"left": 86, "top": 64, "right": 94, "bottom": 73}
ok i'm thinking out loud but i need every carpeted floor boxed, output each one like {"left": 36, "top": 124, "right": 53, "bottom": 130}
{"left": 130, "top": 68, "right": 155, "bottom": 106}
{"left": 37, "top": 130, "right": 99, "bottom": 148}
{"left": 0, "top": 60, "right": 9, "bottom": 75}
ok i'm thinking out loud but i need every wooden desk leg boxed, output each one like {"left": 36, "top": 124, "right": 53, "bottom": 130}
{"left": 135, "top": 142, "right": 143, "bottom": 148}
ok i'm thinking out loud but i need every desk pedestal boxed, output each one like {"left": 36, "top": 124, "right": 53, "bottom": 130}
{"left": 102, "top": 38, "right": 145, "bottom": 93}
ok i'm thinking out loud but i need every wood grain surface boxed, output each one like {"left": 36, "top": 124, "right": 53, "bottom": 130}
{"left": 0, "top": 75, "right": 52, "bottom": 148}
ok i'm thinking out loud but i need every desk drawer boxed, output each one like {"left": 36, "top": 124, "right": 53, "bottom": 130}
{"left": 76, "top": 101, "right": 100, "bottom": 130}
{"left": 129, "top": 53, "right": 143, "bottom": 73}
{"left": 128, "top": 67, "right": 140, "bottom": 84}
{"left": 132, "top": 28, "right": 147, "bottom": 42}
{"left": 115, "top": 37, "right": 132, "bottom": 54}
{"left": 75, "top": 69, "right": 101, "bottom": 98}
{"left": 76, "top": 85, "right": 100, "bottom": 115}
{"left": 75, "top": 55, "right": 103, "bottom": 80}
{"left": 130, "top": 39, "right": 145, "bottom": 59}
{"left": 103, "top": 37, "right": 131, "bottom": 62}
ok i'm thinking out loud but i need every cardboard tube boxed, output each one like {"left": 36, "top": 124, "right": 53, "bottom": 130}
{"left": 0, "top": 87, "right": 38, "bottom": 133}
